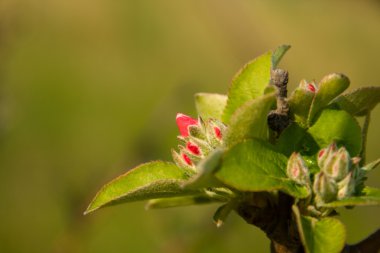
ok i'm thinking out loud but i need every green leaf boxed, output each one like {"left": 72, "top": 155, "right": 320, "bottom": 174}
{"left": 182, "top": 148, "right": 225, "bottom": 190}
{"left": 215, "top": 139, "right": 309, "bottom": 198}
{"left": 275, "top": 122, "right": 308, "bottom": 156}
{"left": 272, "top": 44, "right": 291, "bottom": 68}
{"left": 293, "top": 206, "right": 346, "bottom": 253}
{"left": 362, "top": 158, "right": 380, "bottom": 172}
{"left": 194, "top": 93, "right": 228, "bottom": 121}
{"left": 84, "top": 161, "right": 196, "bottom": 214}
{"left": 225, "top": 93, "right": 276, "bottom": 147}
{"left": 288, "top": 80, "right": 316, "bottom": 125}
{"left": 308, "top": 73, "right": 350, "bottom": 125}
{"left": 308, "top": 109, "right": 362, "bottom": 156}
{"left": 334, "top": 86, "right": 380, "bottom": 116}
{"left": 145, "top": 193, "right": 225, "bottom": 209}
{"left": 213, "top": 200, "right": 238, "bottom": 227}
{"left": 322, "top": 187, "right": 380, "bottom": 207}
{"left": 222, "top": 51, "right": 272, "bottom": 123}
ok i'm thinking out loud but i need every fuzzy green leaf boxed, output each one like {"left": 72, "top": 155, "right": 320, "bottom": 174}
{"left": 225, "top": 93, "right": 276, "bottom": 147}
{"left": 308, "top": 73, "right": 350, "bottom": 125}
{"left": 182, "top": 148, "right": 224, "bottom": 189}
{"left": 215, "top": 139, "right": 309, "bottom": 198}
{"left": 222, "top": 51, "right": 272, "bottom": 123}
{"left": 275, "top": 123, "right": 308, "bottom": 156}
{"left": 322, "top": 187, "right": 380, "bottom": 207}
{"left": 334, "top": 86, "right": 380, "bottom": 116}
{"left": 195, "top": 93, "right": 228, "bottom": 121}
{"left": 308, "top": 109, "right": 362, "bottom": 156}
{"left": 288, "top": 80, "right": 316, "bottom": 125}
{"left": 213, "top": 200, "right": 238, "bottom": 228}
{"left": 293, "top": 206, "right": 346, "bottom": 253}
{"left": 362, "top": 158, "right": 380, "bottom": 172}
{"left": 272, "top": 44, "right": 291, "bottom": 68}
{"left": 84, "top": 161, "right": 196, "bottom": 214}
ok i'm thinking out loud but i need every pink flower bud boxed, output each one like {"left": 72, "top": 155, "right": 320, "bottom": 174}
{"left": 186, "top": 142, "right": 201, "bottom": 155}
{"left": 287, "top": 153, "right": 309, "bottom": 185}
{"left": 313, "top": 172, "right": 338, "bottom": 205}
{"left": 317, "top": 142, "right": 337, "bottom": 169}
{"left": 182, "top": 153, "right": 192, "bottom": 166}
{"left": 300, "top": 80, "right": 318, "bottom": 93}
{"left": 214, "top": 127, "right": 222, "bottom": 139}
{"left": 176, "top": 113, "right": 198, "bottom": 137}
{"left": 307, "top": 83, "right": 316, "bottom": 92}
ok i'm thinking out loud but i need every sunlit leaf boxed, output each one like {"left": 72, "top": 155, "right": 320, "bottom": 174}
{"left": 222, "top": 51, "right": 272, "bottom": 123}
{"left": 215, "top": 139, "right": 309, "bottom": 198}
{"left": 84, "top": 161, "right": 196, "bottom": 214}
{"left": 293, "top": 205, "right": 346, "bottom": 253}
{"left": 195, "top": 93, "right": 227, "bottom": 121}
{"left": 225, "top": 93, "right": 276, "bottom": 147}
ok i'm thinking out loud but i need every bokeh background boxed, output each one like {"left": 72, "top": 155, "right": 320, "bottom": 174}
{"left": 0, "top": 1, "right": 379, "bottom": 252}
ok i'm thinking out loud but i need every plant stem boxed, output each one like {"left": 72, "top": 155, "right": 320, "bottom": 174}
{"left": 360, "top": 112, "right": 370, "bottom": 166}
{"left": 342, "top": 229, "right": 380, "bottom": 253}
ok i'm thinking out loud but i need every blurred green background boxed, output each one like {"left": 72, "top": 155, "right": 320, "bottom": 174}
{"left": 0, "top": 0, "right": 379, "bottom": 252}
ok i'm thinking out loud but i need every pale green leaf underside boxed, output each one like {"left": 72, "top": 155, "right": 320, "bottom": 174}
{"left": 145, "top": 193, "right": 225, "bottom": 209}
{"left": 308, "top": 109, "right": 362, "bottom": 156}
{"left": 334, "top": 86, "right": 380, "bottom": 116}
{"left": 215, "top": 139, "right": 309, "bottom": 198}
{"left": 293, "top": 206, "right": 346, "bottom": 253}
{"left": 85, "top": 161, "right": 196, "bottom": 214}
{"left": 222, "top": 51, "right": 272, "bottom": 123}
{"left": 225, "top": 93, "right": 276, "bottom": 147}
{"left": 308, "top": 73, "right": 350, "bottom": 125}
{"left": 194, "top": 93, "right": 227, "bottom": 121}
{"left": 322, "top": 187, "right": 380, "bottom": 207}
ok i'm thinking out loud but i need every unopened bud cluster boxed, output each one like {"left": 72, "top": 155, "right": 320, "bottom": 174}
{"left": 287, "top": 142, "right": 365, "bottom": 209}
{"left": 313, "top": 143, "right": 358, "bottom": 205}
{"left": 172, "top": 113, "right": 226, "bottom": 171}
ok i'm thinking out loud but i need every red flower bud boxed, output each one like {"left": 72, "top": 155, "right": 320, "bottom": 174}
{"left": 214, "top": 127, "right": 222, "bottom": 139}
{"left": 182, "top": 153, "right": 192, "bottom": 166}
{"left": 308, "top": 83, "right": 316, "bottom": 92}
{"left": 186, "top": 142, "right": 201, "bottom": 155}
{"left": 176, "top": 113, "right": 198, "bottom": 137}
